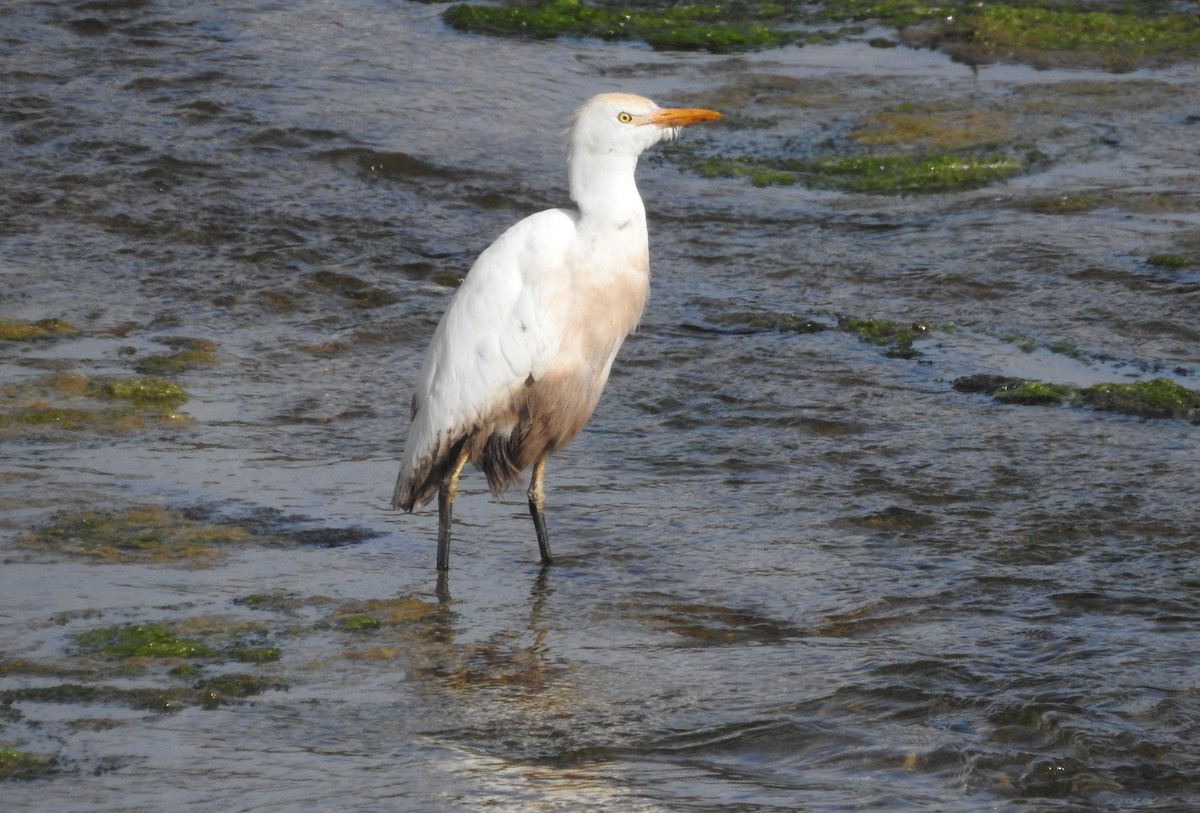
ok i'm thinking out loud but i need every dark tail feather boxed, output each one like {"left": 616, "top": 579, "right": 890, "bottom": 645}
{"left": 479, "top": 431, "right": 525, "bottom": 496}
{"left": 392, "top": 435, "right": 470, "bottom": 512}
{"left": 479, "top": 412, "right": 549, "bottom": 496}
{"left": 395, "top": 407, "right": 551, "bottom": 510}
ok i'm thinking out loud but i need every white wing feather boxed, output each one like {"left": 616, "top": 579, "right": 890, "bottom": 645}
{"left": 394, "top": 208, "right": 578, "bottom": 508}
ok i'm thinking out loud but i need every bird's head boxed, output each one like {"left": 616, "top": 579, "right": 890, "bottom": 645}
{"left": 568, "top": 92, "right": 721, "bottom": 160}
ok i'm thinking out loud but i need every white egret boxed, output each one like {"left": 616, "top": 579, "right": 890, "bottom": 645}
{"left": 392, "top": 92, "right": 721, "bottom": 570}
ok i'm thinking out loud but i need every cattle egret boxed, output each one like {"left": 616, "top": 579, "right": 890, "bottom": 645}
{"left": 392, "top": 92, "right": 721, "bottom": 570}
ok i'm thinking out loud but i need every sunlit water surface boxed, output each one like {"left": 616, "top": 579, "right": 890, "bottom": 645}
{"left": 2, "top": 2, "right": 1198, "bottom": 811}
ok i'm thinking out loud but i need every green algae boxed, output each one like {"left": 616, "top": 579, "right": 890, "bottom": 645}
{"left": 232, "top": 592, "right": 337, "bottom": 616}
{"left": 839, "top": 316, "right": 916, "bottom": 354}
{"left": 0, "top": 593, "right": 469, "bottom": 757}
{"left": 824, "top": 1, "right": 1200, "bottom": 67}
{"left": 132, "top": 339, "right": 217, "bottom": 376}
{"left": 697, "top": 152, "right": 1024, "bottom": 193}
{"left": 443, "top": 0, "right": 799, "bottom": 52}
{"left": 818, "top": 153, "right": 1022, "bottom": 193}
{"left": 2, "top": 587, "right": 542, "bottom": 745}
{"left": 0, "top": 317, "right": 78, "bottom": 342}
{"left": 954, "top": 375, "right": 1200, "bottom": 421}
{"left": 696, "top": 157, "right": 804, "bottom": 188}
{"left": 77, "top": 620, "right": 283, "bottom": 667}
{"left": 437, "top": 0, "right": 1200, "bottom": 66}
{"left": 226, "top": 645, "right": 282, "bottom": 663}
{"left": 0, "top": 406, "right": 106, "bottom": 431}
{"left": 19, "top": 506, "right": 251, "bottom": 563}
{"left": 330, "top": 599, "right": 445, "bottom": 632}
{"left": 961, "top": 6, "right": 1200, "bottom": 67}
{"left": 838, "top": 316, "right": 944, "bottom": 358}
{"left": 693, "top": 309, "right": 824, "bottom": 335}
{"left": 78, "top": 624, "right": 218, "bottom": 659}
{"left": 852, "top": 108, "right": 1015, "bottom": 151}
{"left": 704, "top": 309, "right": 946, "bottom": 358}
{"left": 338, "top": 614, "right": 383, "bottom": 632}
{"left": 0, "top": 746, "right": 57, "bottom": 780}
{"left": 1, "top": 674, "right": 282, "bottom": 713}
{"left": 734, "top": 311, "right": 829, "bottom": 335}
{"left": 1046, "top": 340, "right": 1081, "bottom": 359}
{"left": 0, "top": 682, "right": 193, "bottom": 713}
{"left": 1079, "top": 378, "right": 1200, "bottom": 420}
{"left": 816, "top": 0, "right": 960, "bottom": 27}
{"left": 0, "top": 372, "right": 191, "bottom": 436}
{"left": 1001, "top": 334, "right": 1040, "bottom": 353}
{"left": 193, "top": 674, "right": 281, "bottom": 705}
{"left": 688, "top": 311, "right": 1191, "bottom": 422}
{"left": 1147, "top": 253, "right": 1192, "bottom": 269}
{"left": 993, "top": 380, "right": 1075, "bottom": 406}
{"left": 236, "top": 593, "right": 293, "bottom": 610}
{"left": 643, "top": 23, "right": 793, "bottom": 52}
{"left": 89, "top": 377, "right": 188, "bottom": 407}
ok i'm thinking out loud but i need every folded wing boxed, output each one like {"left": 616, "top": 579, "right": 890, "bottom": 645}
{"left": 393, "top": 208, "right": 578, "bottom": 510}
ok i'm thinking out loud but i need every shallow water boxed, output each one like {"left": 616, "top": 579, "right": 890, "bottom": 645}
{"left": 2, "top": 1, "right": 1199, "bottom": 811}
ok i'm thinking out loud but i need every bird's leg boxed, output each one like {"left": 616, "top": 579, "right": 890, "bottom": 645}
{"left": 528, "top": 456, "right": 553, "bottom": 566}
{"left": 436, "top": 449, "right": 470, "bottom": 571}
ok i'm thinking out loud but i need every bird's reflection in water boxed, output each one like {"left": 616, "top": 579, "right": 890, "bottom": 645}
{"left": 528, "top": 567, "right": 554, "bottom": 666}
{"left": 435, "top": 569, "right": 452, "bottom": 606}
{"left": 422, "top": 564, "right": 562, "bottom": 697}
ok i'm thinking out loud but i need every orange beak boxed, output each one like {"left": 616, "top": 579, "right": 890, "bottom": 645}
{"left": 645, "top": 107, "right": 722, "bottom": 128}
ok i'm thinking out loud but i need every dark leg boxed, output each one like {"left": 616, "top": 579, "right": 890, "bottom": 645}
{"left": 528, "top": 456, "right": 553, "bottom": 566}
{"left": 436, "top": 450, "right": 470, "bottom": 571}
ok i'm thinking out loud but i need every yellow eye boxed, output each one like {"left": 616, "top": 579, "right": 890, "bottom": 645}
{"left": 617, "top": 112, "right": 633, "bottom": 124}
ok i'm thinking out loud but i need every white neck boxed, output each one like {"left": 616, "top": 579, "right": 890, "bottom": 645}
{"left": 569, "top": 150, "right": 646, "bottom": 226}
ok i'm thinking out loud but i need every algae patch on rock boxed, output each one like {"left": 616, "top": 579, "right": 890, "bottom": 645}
{"left": 701, "top": 309, "right": 946, "bottom": 358}
{"left": 337, "top": 614, "right": 383, "bottom": 633}
{"left": 131, "top": 338, "right": 218, "bottom": 376}
{"left": 438, "top": 0, "right": 1200, "bottom": 67}
{"left": 993, "top": 380, "right": 1076, "bottom": 406}
{"left": 89, "top": 377, "right": 188, "bottom": 407}
{"left": 193, "top": 674, "right": 281, "bottom": 704}
{"left": 0, "top": 746, "right": 58, "bottom": 780}
{"left": 0, "top": 372, "right": 191, "bottom": 436}
{"left": 697, "top": 152, "right": 1025, "bottom": 193}
{"left": 0, "top": 318, "right": 79, "bottom": 342}
{"left": 852, "top": 108, "right": 1015, "bottom": 151}
{"left": 74, "top": 619, "right": 284, "bottom": 670}
{"left": 442, "top": 0, "right": 803, "bottom": 52}
{"left": 948, "top": 5, "right": 1200, "bottom": 69}
{"left": 837, "top": 316, "right": 947, "bottom": 358}
{"left": 1147, "top": 253, "right": 1192, "bottom": 269}
{"left": 18, "top": 506, "right": 250, "bottom": 564}
{"left": 954, "top": 375, "right": 1200, "bottom": 422}
{"left": 1, "top": 669, "right": 286, "bottom": 715}
{"left": 829, "top": 1, "right": 1200, "bottom": 69}
{"left": 16, "top": 503, "right": 385, "bottom": 565}
{"left": 1079, "top": 379, "right": 1200, "bottom": 420}
{"left": 77, "top": 624, "right": 218, "bottom": 659}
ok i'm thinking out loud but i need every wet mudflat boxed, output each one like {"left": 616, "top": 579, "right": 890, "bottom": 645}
{"left": 2, "top": 1, "right": 1199, "bottom": 811}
